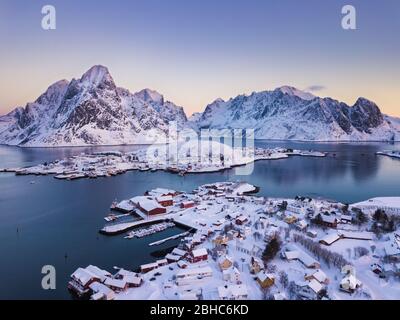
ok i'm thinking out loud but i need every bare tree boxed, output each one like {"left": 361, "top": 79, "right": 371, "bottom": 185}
{"left": 293, "top": 233, "right": 349, "bottom": 270}
{"left": 279, "top": 271, "right": 289, "bottom": 289}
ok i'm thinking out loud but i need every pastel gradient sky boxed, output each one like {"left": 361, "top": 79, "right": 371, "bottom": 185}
{"left": 0, "top": 0, "right": 399, "bottom": 117}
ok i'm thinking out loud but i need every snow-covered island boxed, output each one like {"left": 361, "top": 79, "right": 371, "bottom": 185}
{"left": 0, "top": 143, "right": 326, "bottom": 180}
{"left": 68, "top": 182, "right": 400, "bottom": 300}
{"left": 376, "top": 150, "right": 400, "bottom": 160}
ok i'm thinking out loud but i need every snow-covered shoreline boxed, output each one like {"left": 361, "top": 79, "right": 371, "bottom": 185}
{"left": 376, "top": 150, "right": 400, "bottom": 159}
{"left": 0, "top": 145, "right": 327, "bottom": 180}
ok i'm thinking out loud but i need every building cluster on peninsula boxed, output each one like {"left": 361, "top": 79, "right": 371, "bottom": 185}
{"left": 68, "top": 181, "right": 400, "bottom": 300}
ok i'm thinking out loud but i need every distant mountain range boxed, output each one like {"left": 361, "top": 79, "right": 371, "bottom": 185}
{"left": 0, "top": 66, "right": 399, "bottom": 146}
{"left": 194, "top": 86, "right": 400, "bottom": 141}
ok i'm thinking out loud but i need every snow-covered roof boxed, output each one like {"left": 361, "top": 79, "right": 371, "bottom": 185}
{"left": 352, "top": 197, "right": 400, "bottom": 210}
{"left": 321, "top": 215, "right": 337, "bottom": 224}
{"left": 149, "top": 188, "right": 177, "bottom": 196}
{"left": 85, "top": 265, "right": 111, "bottom": 282}
{"left": 273, "top": 292, "right": 287, "bottom": 300}
{"left": 338, "top": 230, "right": 374, "bottom": 240}
{"left": 138, "top": 199, "right": 164, "bottom": 212}
{"left": 71, "top": 268, "right": 98, "bottom": 286}
{"left": 218, "top": 255, "right": 233, "bottom": 264}
{"left": 218, "top": 284, "right": 248, "bottom": 299}
{"left": 182, "top": 201, "right": 195, "bottom": 206}
{"left": 319, "top": 233, "right": 341, "bottom": 245}
{"left": 285, "top": 249, "right": 319, "bottom": 268}
{"left": 307, "top": 229, "right": 318, "bottom": 236}
{"left": 165, "top": 253, "right": 181, "bottom": 261}
{"left": 307, "top": 279, "right": 323, "bottom": 294}
{"left": 157, "top": 196, "right": 173, "bottom": 202}
{"left": 124, "top": 275, "right": 141, "bottom": 285}
{"left": 104, "top": 278, "right": 127, "bottom": 289}
{"left": 116, "top": 200, "right": 135, "bottom": 211}
{"left": 89, "top": 281, "right": 115, "bottom": 297}
{"left": 340, "top": 274, "right": 362, "bottom": 290}
{"left": 177, "top": 260, "right": 188, "bottom": 267}
{"left": 192, "top": 248, "right": 208, "bottom": 257}
{"left": 140, "top": 262, "right": 159, "bottom": 270}
{"left": 297, "top": 220, "right": 308, "bottom": 228}
{"left": 176, "top": 266, "right": 213, "bottom": 278}
{"left": 257, "top": 271, "right": 275, "bottom": 282}
{"left": 172, "top": 248, "right": 187, "bottom": 256}
{"left": 299, "top": 252, "right": 319, "bottom": 268}
{"left": 116, "top": 268, "right": 137, "bottom": 278}
{"left": 340, "top": 214, "right": 353, "bottom": 221}
{"left": 232, "top": 183, "right": 256, "bottom": 195}
{"left": 223, "top": 267, "right": 240, "bottom": 276}
{"left": 91, "top": 292, "right": 105, "bottom": 301}
{"left": 284, "top": 250, "right": 300, "bottom": 260}
{"left": 307, "top": 269, "right": 328, "bottom": 283}
{"left": 129, "top": 196, "right": 150, "bottom": 204}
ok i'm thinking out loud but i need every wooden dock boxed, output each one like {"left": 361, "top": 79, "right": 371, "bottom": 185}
{"left": 148, "top": 230, "right": 192, "bottom": 247}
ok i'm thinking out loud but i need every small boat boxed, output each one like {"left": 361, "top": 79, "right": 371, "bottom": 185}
{"left": 124, "top": 232, "right": 135, "bottom": 239}
{"left": 124, "top": 222, "right": 175, "bottom": 240}
{"left": 104, "top": 214, "right": 117, "bottom": 222}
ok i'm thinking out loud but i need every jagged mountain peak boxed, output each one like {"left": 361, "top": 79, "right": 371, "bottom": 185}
{"left": 194, "top": 86, "right": 400, "bottom": 141}
{"left": 212, "top": 98, "right": 225, "bottom": 104}
{"left": 0, "top": 66, "right": 187, "bottom": 146}
{"left": 275, "top": 85, "right": 316, "bottom": 101}
{"left": 133, "top": 88, "right": 187, "bottom": 127}
{"left": 353, "top": 97, "right": 379, "bottom": 109}
{"left": 134, "top": 88, "right": 164, "bottom": 105}
{"left": 35, "top": 79, "right": 69, "bottom": 105}
{"left": 79, "top": 65, "right": 115, "bottom": 88}
{"left": 205, "top": 98, "right": 225, "bottom": 109}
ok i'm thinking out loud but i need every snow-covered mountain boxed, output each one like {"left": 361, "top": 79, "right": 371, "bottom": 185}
{"left": 0, "top": 66, "right": 187, "bottom": 147}
{"left": 133, "top": 89, "right": 187, "bottom": 128}
{"left": 192, "top": 86, "right": 400, "bottom": 141}
{"left": 1, "top": 70, "right": 399, "bottom": 146}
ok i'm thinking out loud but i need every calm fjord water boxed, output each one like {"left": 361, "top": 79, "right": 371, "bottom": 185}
{"left": 0, "top": 141, "right": 399, "bottom": 299}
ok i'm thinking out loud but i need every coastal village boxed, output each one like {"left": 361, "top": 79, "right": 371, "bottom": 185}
{"left": 68, "top": 181, "right": 400, "bottom": 300}
{"left": 3, "top": 142, "right": 399, "bottom": 301}
{"left": 0, "top": 143, "right": 326, "bottom": 180}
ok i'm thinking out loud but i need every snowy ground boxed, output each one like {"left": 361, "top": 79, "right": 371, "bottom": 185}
{"left": 73, "top": 182, "right": 400, "bottom": 301}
